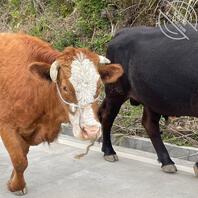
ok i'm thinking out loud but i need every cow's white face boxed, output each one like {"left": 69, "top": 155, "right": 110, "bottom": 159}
{"left": 30, "top": 47, "right": 124, "bottom": 141}
{"left": 68, "top": 52, "right": 101, "bottom": 140}
{"left": 70, "top": 53, "right": 100, "bottom": 106}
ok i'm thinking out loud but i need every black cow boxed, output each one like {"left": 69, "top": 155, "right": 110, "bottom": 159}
{"left": 98, "top": 25, "right": 198, "bottom": 174}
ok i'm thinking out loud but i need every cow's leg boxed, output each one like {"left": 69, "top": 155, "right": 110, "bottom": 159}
{"left": 99, "top": 96, "right": 126, "bottom": 162}
{"left": 142, "top": 107, "right": 177, "bottom": 173}
{"left": 0, "top": 128, "right": 29, "bottom": 195}
{"left": 193, "top": 162, "right": 198, "bottom": 176}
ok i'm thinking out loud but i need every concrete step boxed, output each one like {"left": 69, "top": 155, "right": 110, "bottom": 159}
{"left": 0, "top": 136, "right": 197, "bottom": 198}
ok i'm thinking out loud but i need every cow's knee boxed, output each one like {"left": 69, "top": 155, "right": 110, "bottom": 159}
{"left": 12, "top": 155, "right": 28, "bottom": 173}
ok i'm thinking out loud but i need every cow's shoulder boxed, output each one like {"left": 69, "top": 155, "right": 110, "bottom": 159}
{"left": 108, "top": 26, "right": 156, "bottom": 51}
{"left": 115, "top": 26, "right": 157, "bottom": 37}
{"left": 107, "top": 26, "right": 156, "bottom": 61}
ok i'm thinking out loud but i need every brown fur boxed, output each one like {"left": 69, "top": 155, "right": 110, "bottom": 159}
{"left": 0, "top": 33, "right": 70, "bottom": 193}
{"left": 0, "top": 33, "right": 123, "bottom": 194}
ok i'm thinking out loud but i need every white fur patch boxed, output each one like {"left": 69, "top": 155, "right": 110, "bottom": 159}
{"left": 69, "top": 52, "right": 99, "bottom": 106}
{"left": 68, "top": 105, "right": 101, "bottom": 139}
{"left": 99, "top": 55, "right": 111, "bottom": 64}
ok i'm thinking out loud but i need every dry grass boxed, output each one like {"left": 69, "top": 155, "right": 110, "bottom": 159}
{"left": 111, "top": 101, "right": 198, "bottom": 147}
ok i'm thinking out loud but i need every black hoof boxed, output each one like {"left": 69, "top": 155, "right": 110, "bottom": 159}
{"left": 104, "top": 154, "right": 119, "bottom": 162}
{"left": 162, "top": 164, "right": 177, "bottom": 173}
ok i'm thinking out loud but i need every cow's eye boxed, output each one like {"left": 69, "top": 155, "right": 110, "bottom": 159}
{"left": 63, "top": 86, "right": 68, "bottom": 92}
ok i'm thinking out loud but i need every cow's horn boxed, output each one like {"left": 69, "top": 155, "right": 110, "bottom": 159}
{"left": 99, "top": 55, "right": 111, "bottom": 64}
{"left": 50, "top": 61, "right": 60, "bottom": 82}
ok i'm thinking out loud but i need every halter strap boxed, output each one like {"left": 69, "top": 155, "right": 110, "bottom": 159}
{"left": 55, "top": 83, "right": 99, "bottom": 112}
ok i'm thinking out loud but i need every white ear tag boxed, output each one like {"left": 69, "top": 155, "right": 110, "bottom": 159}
{"left": 50, "top": 61, "right": 59, "bottom": 82}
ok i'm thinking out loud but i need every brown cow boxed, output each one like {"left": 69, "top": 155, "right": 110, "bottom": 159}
{"left": 0, "top": 33, "right": 123, "bottom": 195}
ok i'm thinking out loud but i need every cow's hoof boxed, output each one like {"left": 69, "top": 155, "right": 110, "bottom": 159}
{"left": 8, "top": 181, "right": 28, "bottom": 196}
{"left": 162, "top": 164, "right": 177, "bottom": 173}
{"left": 104, "top": 154, "right": 119, "bottom": 162}
{"left": 193, "top": 162, "right": 198, "bottom": 177}
{"left": 12, "top": 187, "right": 28, "bottom": 196}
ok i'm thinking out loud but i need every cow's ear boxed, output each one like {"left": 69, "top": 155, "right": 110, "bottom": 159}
{"left": 98, "top": 64, "right": 124, "bottom": 84}
{"left": 29, "top": 62, "right": 51, "bottom": 81}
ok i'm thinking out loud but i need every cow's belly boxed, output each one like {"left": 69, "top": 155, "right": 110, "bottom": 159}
{"left": 130, "top": 73, "right": 198, "bottom": 117}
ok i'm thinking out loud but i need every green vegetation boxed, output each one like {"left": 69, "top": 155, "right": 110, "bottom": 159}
{"left": 0, "top": 0, "right": 163, "bottom": 52}
{"left": 0, "top": 0, "right": 198, "bottom": 146}
{"left": 0, "top": 0, "right": 112, "bottom": 53}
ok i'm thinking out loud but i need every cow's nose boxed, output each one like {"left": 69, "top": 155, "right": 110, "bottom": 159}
{"left": 82, "top": 125, "right": 101, "bottom": 139}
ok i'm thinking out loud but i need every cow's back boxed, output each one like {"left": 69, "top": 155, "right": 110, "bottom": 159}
{"left": 107, "top": 26, "right": 198, "bottom": 116}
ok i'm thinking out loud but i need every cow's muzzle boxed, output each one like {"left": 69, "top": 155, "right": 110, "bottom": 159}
{"left": 81, "top": 125, "right": 102, "bottom": 140}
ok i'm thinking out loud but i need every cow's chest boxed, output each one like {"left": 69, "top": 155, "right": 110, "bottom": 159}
{"left": 20, "top": 114, "right": 65, "bottom": 145}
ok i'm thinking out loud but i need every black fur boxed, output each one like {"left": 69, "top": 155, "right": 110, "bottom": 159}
{"left": 99, "top": 25, "right": 198, "bottom": 166}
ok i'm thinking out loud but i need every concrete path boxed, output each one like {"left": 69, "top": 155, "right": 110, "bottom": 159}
{"left": 0, "top": 135, "right": 198, "bottom": 198}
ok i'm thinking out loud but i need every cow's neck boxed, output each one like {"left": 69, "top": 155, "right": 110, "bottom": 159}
{"left": 26, "top": 39, "right": 61, "bottom": 64}
{"left": 36, "top": 49, "right": 61, "bottom": 64}
{"left": 44, "top": 83, "right": 69, "bottom": 124}
{"left": 28, "top": 83, "right": 69, "bottom": 144}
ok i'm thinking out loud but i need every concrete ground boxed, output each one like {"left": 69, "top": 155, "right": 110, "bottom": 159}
{"left": 0, "top": 135, "right": 198, "bottom": 198}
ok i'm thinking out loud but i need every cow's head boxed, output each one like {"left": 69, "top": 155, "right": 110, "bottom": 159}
{"left": 30, "top": 47, "right": 123, "bottom": 140}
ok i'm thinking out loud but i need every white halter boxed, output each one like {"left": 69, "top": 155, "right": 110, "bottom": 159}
{"left": 55, "top": 83, "right": 99, "bottom": 112}
{"left": 49, "top": 56, "right": 108, "bottom": 112}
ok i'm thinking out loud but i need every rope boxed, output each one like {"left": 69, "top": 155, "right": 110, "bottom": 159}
{"left": 74, "top": 135, "right": 98, "bottom": 159}
{"left": 55, "top": 82, "right": 99, "bottom": 112}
